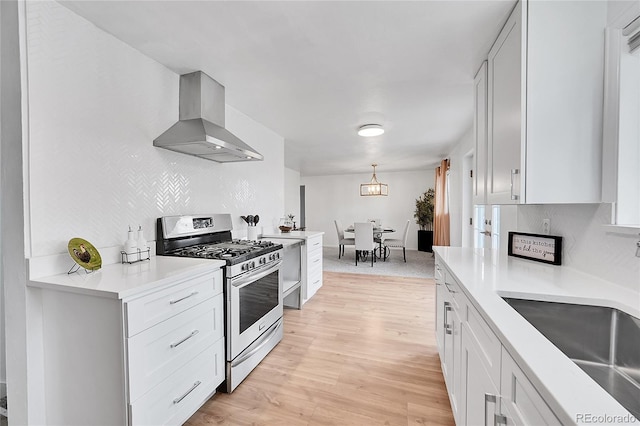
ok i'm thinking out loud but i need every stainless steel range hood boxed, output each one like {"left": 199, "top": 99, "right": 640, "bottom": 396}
{"left": 154, "top": 71, "right": 263, "bottom": 162}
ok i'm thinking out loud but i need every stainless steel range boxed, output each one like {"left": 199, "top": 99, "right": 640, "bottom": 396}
{"left": 156, "top": 214, "right": 284, "bottom": 392}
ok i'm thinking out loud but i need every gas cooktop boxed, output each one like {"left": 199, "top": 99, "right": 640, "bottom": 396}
{"left": 167, "top": 239, "right": 280, "bottom": 263}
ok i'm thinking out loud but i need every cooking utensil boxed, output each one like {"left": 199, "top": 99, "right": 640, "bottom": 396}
{"left": 253, "top": 215, "right": 260, "bottom": 225}
{"left": 247, "top": 215, "right": 254, "bottom": 226}
{"left": 241, "top": 215, "right": 248, "bottom": 224}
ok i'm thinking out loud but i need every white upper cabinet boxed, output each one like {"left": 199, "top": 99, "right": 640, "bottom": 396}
{"left": 484, "top": 0, "right": 607, "bottom": 205}
{"left": 487, "top": 4, "right": 523, "bottom": 205}
{"left": 473, "top": 61, "right": 488, "bottom": 205}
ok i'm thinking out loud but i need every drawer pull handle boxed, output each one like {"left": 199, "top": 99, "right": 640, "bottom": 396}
{"left": 484, "top": 393, "right": 497, "bottom": 426}
{"left": 495, "top": 414, "right": 507, "bottom": 425}
{"left": 313, "top": 280, "right": 320, "bottom": 285}
{"left": 510, "top": 168, "right": 520, "bottom": 201}
{"left": 172, "top": 381, "right": 201, "bottom": 404}
{"left": 169, "top": 291, "right": 198, "bottom": 305}
{"left": 444, "top": 282, "right": 457, "bottom": 293}
{"left": 170, "top": 330, "right": 199, "bottom": 348}
{"left": 443, "top": 301, "right": 451, "bottom": 329}
{"left": 314, "top": 259, "right": 320, "bottom": 263}
{"left": 444, "top": 324, "right": 453, "bottom": 335}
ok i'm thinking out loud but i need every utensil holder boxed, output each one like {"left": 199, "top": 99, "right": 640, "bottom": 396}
{"left": 247, "top": 226, "right": 259, "bottom": 241}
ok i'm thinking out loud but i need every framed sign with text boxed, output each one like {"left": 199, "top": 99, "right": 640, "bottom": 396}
{"left": 508, "top": 232, "right": 562, "bottom": 265}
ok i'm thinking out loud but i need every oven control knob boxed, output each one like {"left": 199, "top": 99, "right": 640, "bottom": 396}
{"left": 276, "top": 252, "right": 280, "bottom": 259}
{"left": 251, "top": 261, "right": 255, "bottom": 269}
{"left": 260, "top": 257, "right": 266, "bottom": 265}
{"left": 241, "top": 264, "right": 248, "bottom": 271}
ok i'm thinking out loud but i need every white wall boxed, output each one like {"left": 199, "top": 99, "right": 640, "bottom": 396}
{"left": 2, "top": 1, "right": 31, "bottom": 423}
{"left": 8, "top": 2, "right": 286, "bottom": 422}
{"left": 301, "top": 169, "right": 435, "bottom": 250}
{"left": 284, "top": 167, "right": 301, "bottom": 225}
{"left": 447, "top": 126, "right": 474, "bottom": 247}
{"left": 516, "top": 204, "right": 640, "bottom": 293}
{"left": 24, "top": 1, "right": 285, "bottom": 261}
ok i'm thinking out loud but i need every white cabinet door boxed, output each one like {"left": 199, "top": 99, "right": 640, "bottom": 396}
{"left": 500, "top": 347, "right": 561, "bottom": 426}
{"left": 487, "top": 1, "right": 523, "bottom": 205}
{"left": 473, "top": 61, "right": 488, "bottom": 205}
{"left": 461, "top": 323, "right": 500, "bottom": 426}
{"left": 435, "top": 280, "right": 445, "bottom": 354}
{"left": 438, "top": 263, "right": 462, "bottom": 423}
{"left": 449, "top": 305, "right": 462, "bottom": 422}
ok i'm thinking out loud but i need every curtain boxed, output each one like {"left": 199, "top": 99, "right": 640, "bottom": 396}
{"left": 434, "top": 159, "right": 450, "bottom": 247}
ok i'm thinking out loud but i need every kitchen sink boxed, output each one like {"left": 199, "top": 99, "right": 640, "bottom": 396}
{"left": 502, "top": 298, "right": 640, "bottom": 420}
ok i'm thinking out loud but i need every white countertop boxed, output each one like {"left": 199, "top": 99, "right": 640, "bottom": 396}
{"left": 261, "top": 237, "right": 304, "bottom": 248}
{"left": 261, "top": 231, "right": 324, "bottom": 240}
{"left": 29, "top": 256, "right": 225, "bottom": 300}
{"left": 434, "top": 247, "right": 638, "bottom": 425}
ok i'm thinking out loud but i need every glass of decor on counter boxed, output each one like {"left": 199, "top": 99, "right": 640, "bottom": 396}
{"left": 279, "top": 216, "right": 293, "bottom": 233}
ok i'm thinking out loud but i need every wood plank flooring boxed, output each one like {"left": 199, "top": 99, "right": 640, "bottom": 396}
{"left": 186, "top": 271, "right": 454, "bottom": 426}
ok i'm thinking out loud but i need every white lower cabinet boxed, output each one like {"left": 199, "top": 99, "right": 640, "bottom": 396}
{"left": 38, "top": 267, "right": 225, "bottom": 425}
{"left": 436, "top": 258, "right": 560, "bottom": 425}
{"left": 302, "top": 234, "right": 323, "bottom": 304}
{"left": 436, "top": 264, "right": 462, "bottom": 423}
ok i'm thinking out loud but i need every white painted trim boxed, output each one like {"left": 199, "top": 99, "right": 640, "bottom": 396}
{"left": 19, "top": 0, "right": 31, "bottom": 259}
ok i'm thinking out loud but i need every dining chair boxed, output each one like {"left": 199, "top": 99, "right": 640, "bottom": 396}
{"left": 384, "top": 220, "right": 410, "bottom": 262}
{"left": 354, "top": 222, "right": 376, "bottom": 267}
{"left": 334, "top": 220, "right": 355, "bottom": 259}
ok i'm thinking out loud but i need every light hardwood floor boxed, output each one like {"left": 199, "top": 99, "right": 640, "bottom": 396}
{"left": 186, "top": 271, "right": 454, "bottom": 426}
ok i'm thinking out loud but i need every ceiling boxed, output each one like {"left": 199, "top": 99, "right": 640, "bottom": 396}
{"left": 60, "top": 0, "right": 515, "bottom": 176}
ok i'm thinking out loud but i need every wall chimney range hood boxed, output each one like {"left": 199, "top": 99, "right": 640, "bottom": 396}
{"left": 154, "top": 71, "right": 263, "bottom": 162}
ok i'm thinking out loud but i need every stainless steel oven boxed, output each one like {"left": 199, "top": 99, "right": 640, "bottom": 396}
{"left": 226, "top": 257, "right": 283, "bottom": 392}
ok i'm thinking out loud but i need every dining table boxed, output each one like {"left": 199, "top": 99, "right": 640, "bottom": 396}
{"left": 344, "top": 226, "right": 396, "bottom": 261}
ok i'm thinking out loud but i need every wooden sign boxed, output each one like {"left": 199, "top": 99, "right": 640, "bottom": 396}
{"left": 508, "top": 232, "right": 562, "bottom": 265}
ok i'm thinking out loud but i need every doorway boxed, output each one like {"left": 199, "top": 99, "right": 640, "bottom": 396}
{"left": 462, "top": 151, "right": 474, "bottom": 248}
{"left": 299, "top": 185, "right": 305, "bottom": 230}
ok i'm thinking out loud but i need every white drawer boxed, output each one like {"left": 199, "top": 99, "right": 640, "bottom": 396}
{"left": 307, "top": 249, "right": 322, "bottom": 269}
{"left": 465, "top": 301, "right": 502, "bottom": 384}
{"left": 129, "top": 341, "right": 224, "bottom": 426}
{"left": 125, "top": 269, "right": 222, "bottom": 337}
{"left": 307, "top": 265, "right": 322, "bottom": 296}
{"left": 306, "top": 236, "right": 322, "bottom": 254}
{"left": 127, "top": 295, "right": 224, "bottom": 402}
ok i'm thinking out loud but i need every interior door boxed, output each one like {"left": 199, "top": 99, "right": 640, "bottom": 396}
{"left": 474, "top": 206, "right": 501, "bottom": 250}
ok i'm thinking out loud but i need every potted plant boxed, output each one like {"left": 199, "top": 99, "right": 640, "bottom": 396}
{"left": 414, "top": 188, "right": 435, "bottom": 252}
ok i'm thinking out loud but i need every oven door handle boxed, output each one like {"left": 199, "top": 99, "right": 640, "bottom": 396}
{"left": 232, "top": 319, "right": 283, "bottom": 367}
{"left": 231, "top": 260, "right": 283, "bottom": 289}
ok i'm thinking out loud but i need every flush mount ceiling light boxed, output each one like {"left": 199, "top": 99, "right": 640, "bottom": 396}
{"left": 357, "top": 124, "right": 384, "bottom": 137}
{"left": 360, "top": 164, "right": 388, "bottom": 196}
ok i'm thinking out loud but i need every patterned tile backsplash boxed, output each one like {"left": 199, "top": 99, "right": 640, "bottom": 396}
{"left": 517, "top": 204, "right": 640, "bottom": 292}
{"left": 25, "top": 2, "right": 284, "bottom": 259}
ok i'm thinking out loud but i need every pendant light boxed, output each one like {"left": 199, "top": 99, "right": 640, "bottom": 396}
{"left": 360, "top": 164, "right": 388, "bottom": 196}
